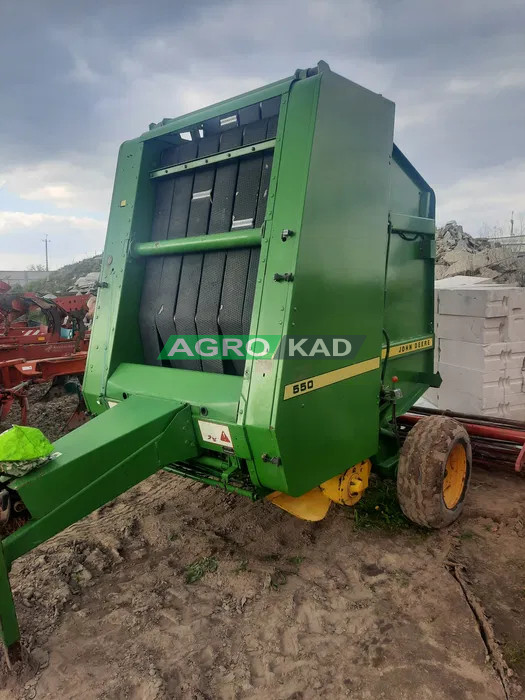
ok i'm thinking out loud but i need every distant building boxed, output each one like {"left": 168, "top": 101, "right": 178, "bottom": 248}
{"left": 0, "top": 270, "right": 49, "bottom": 288}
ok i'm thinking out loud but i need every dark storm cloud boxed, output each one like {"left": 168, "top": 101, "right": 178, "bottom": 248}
{"left": 0, "top": 1, "right": 213, "bottom": 162}
{"left": 364, "top": 0, "right": 525, "bottom": 188}
{"left": 0, "top": 0, "right": 524, "bottom": 249}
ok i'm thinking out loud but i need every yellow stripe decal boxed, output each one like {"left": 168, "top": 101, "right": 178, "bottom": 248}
{"left": 381, "top": 336, "right": 433, "bottom": 359}
{"left": 283, "top": 357, "right": 380, "bottom": 400}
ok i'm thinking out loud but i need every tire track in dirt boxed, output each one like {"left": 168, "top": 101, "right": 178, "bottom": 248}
{"left": 1, "top": 463, "right": 521, "bottom": 698}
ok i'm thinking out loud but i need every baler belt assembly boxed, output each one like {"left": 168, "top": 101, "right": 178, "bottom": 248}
{"left": 139, "top": 98, "right": 279, "bottom": 375}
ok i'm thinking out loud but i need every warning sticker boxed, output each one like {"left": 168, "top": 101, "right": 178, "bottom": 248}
{"left": 198, "top": 420, "right": 233, "bottom": 448}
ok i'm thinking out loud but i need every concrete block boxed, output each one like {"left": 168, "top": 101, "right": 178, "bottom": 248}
{"left": 481, "top": 404, "right": 525, "bottom": 421}
{"left": 436, "top": 314, "right": 507, "bottom": 344}
{"left": 506, "top": 341, "right": 525, "bottom": 370}
{"left": 507, "top": 290, "right": 525, "bottom": 341}
{"left": 429, "top": 285, "right": 525, "bottom": 417}
{"left": 422, "top": 388, "right": 439, "bottom": 407}
{"left": 437, "top": 363, "right": 503, "bottom": 411}
{"left": 435, "top": 276, "right": 494, "bottom": 288}
{"left": 437, "top": 339, "right": 506, "bottom": 372}
{"left": 437, "top": 286, "right": 515, "bottom": 318}
{"left": 505, "top": 376, "right": 525, "bottom": 402}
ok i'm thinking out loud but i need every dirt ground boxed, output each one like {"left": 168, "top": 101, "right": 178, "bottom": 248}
{"left": 1, "top": 393, "right": 524, "bottom": 699}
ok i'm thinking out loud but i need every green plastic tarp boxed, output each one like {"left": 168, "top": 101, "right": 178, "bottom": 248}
{"left": 0, "top": 425, "right": 54, "bottom": 477}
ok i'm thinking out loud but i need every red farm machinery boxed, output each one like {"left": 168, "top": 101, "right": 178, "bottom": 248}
{"left": 0, "top": 285, "right": 91, "bottom": 425}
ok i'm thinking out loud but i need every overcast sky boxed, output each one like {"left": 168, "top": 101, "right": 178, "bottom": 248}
{"left": 1, "top": 0, "right": 524, "bottom": 270}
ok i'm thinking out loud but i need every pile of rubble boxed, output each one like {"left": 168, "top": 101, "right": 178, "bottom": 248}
{"left": 435, "top": 221, "right": 525, "bottom": 286}
{"left": 68, "top": 271, "right": 99, "bottom": 294}
{"left": 436, "top": 221, "right": 490, "bottom": 258}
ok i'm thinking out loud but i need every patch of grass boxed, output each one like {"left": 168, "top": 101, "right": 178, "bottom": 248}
{"left": 352, "top": 478, "right": 417, "bottom": 532}
{"left": 459, "top": 530, "right": 475, "bottom": 540}
{"left": 270, "top": 570, "right": 288, "bottom": 590}
{"left": 234, "top": 559, "right": 248, "bottom": 574}
{"left": 287, "top": 556, "right": 304, "bottom": 566}
{"left": 184, "top": 556, "right": 218, "bottom": 584}
{"left": 504, "top": 642, "right": 525, "bottom": 669}
{"left": 393, "top": 570, "right": 411, "bottom": 588}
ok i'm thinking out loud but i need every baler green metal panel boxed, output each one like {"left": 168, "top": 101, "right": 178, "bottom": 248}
{"left": 244, "top": 70, "right": 395, "bottom": 495}
{"left": 381, "top": 146, "right": 437, "bottom": 419}
{"left": 83, "top": 138, "right": 165, "bottom": 413}
{"left": 82, "top": 62, "right": 434, "bottom": 495}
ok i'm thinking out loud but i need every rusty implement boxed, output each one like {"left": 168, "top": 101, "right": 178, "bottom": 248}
{"left": 0, "top": 353, "right": 88, "bottom": 425}
{"left": 0, "top": 291, "right": 91, "bottom": 424}
{"left": 399, "top": 407, "right": 525, "bottom": 474}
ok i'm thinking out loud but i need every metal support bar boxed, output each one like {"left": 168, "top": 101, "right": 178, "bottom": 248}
{"left": 150, "top": 139, "right": 276, "bottom": 180}
{"left": 0, "top": 543, "right": 19, "bottom": 649}
{"left": 133, "top": 228, "right": 262, "bottom": 257}
{"left": 390, "top": 213, "right": 435, "bottom": 236}
{"left": 163, "top": 464, "right": 257, "bottom": 500}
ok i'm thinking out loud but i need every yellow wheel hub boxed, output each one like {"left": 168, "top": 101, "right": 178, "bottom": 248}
{"left": 442, "top": 444, "right": 467, "bottom": 509}
{"left": 320, "top": 460, "right": 371, "bottom": 506}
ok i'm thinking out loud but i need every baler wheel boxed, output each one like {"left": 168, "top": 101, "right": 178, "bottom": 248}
{"left": 397, "top": 415, "right": 471, "bottom": 528}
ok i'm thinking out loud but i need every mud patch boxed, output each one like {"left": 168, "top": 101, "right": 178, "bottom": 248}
{"left": 0, "top": 405, "right": 524, "bottom": 698}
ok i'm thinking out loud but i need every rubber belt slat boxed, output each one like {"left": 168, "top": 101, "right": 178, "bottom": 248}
{"left": 172, "top": 134, "right": 220, "bottom": 370}
{"left": 195, "top": 126, "right": 243, "bottom": 373}
{"left": 138, "top": 146, "right": 178, "bottom": 365}
{"left": 155, "top": 141, "right": 198, "bottom": 366}
{"left": 219, "top": 117, "right": 268, "bottom": 375}
{"left": 261, "top": 96, "right": 281, "bottom": 120}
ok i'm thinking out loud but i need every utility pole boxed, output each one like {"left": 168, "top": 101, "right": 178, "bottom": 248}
{"left": 42, "top": 234, "right": 50, "bottom": 272}
{"left": 510, "top": 211, "right": 514, "bottom": 237}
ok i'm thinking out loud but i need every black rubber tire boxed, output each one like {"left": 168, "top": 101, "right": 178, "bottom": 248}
{"left": 397, "top": 415, "right": 472, "bottom": 528}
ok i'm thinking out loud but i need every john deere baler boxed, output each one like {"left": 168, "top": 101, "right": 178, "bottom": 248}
{"left": 0, "top": 61, "right": 472, "bottom": 656}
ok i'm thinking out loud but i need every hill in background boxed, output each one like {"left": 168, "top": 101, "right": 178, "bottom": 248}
{"left": 24, "top": 255, "right": 102, "bottom": 295}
